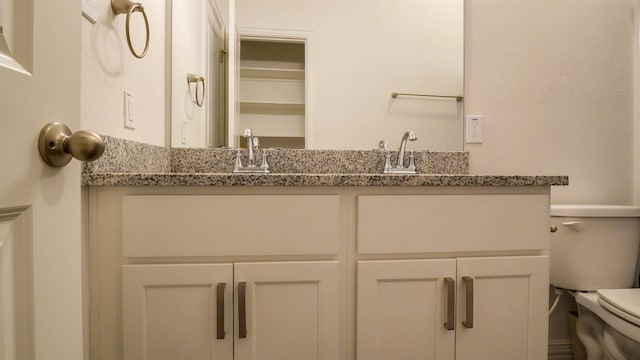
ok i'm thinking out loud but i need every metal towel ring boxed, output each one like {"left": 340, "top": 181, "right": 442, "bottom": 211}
{"left": 187, "top": 74, "right": 205, "bottom": 107}
{"left": 112, "top": 0, "right": 150, "bottom": 59}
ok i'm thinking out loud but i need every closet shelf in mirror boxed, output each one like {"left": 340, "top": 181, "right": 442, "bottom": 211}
{"left": 233, "top": 135, "right": 305, "bottom": 149}
{"left": 239, "top": 116, "right": 304, "bottom": 138}
{"left": 240, "top": 67, "right": 305, "bottom": 80}
{"left": 240, "top": 101, "right": 305, "bottom": 112}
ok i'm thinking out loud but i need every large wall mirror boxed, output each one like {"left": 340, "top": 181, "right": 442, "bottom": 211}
{"left": 171, "top": 0, "right": 464, "bottom": 151}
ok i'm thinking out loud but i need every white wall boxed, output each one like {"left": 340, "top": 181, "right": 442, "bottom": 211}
{"left": 465, "top": 0, "right": 635, "bottom": 205}
{"left": 81, "top": 0, "right": 166, "bottom": 146}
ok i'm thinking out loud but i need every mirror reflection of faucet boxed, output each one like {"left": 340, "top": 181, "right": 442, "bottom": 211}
{"left": 377, "top": 140, "right": 389, "bottom": 151}
{"left": 233, "top": 128, "right": 270, "bottom": 173}
{"left": 382, "top": 131, "right": 418, "bottom": 174}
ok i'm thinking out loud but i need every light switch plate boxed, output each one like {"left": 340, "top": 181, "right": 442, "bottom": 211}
{"left": 124, "top": 91, "right": 135, "bottom": 130}
{"left": 181, "top": 122, "right": 187, "bottom": 145}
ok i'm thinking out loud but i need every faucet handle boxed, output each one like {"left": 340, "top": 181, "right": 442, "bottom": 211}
{"left": 378, "top": 140, "right": 389, "bottom": 151}
{"left": 233, "top": 150, "right": 244, "bottom": 171}
{"left": 383, "top": 150, "right": 392, "bottom": 173}
{"left": 252, "top": 136, "right": 260, "bottom": 151}
{"left": 260, "top": 150, "right": 270, "bottom": 171}
{"left": 243, "top": 128, "right": 253, "bottom": 137}
{"left": 408, "top": 150, "right": 417, "bottom": 171}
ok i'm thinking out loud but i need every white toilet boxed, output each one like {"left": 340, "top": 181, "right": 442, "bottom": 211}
{"left": 550, "top": 205, "right": 640, "bottom": 360}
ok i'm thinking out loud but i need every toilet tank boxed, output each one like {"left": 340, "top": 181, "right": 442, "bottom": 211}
{"left": 550, "top": 205, "right": 640, "bottom": 291}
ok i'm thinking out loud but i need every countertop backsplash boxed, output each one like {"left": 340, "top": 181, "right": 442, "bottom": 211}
{"left": 83, "top": 136, "right": 171, "bottom": 174}
{"left": 85, "top": 136, "right": 469, "bottom": 175}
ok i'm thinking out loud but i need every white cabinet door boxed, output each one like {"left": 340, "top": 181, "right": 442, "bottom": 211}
{"left": 122, "top": 264, "right": 234, "bottom": 360}
{"left": 234, "top": 261, "right": 340, "bottom": 360}
{"left": 357, "top": 259, "right": 457, "bottom": 360}
{"left": 357, "top": 256, "right": 548, "bottom": 360}
{"left": 455, "top": 256, "right": 549, "bottom": 360}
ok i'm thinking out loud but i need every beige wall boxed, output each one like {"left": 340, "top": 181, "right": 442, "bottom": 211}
{"left": 465, "top": 0, "right": 635, "bottom": 205}
{"left": 80, "top": 0, "right": 166, "bottom": 146}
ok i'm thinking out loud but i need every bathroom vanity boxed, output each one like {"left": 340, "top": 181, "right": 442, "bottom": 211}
{"left": 84, "top": 138, "right": 567, "bottom": 360}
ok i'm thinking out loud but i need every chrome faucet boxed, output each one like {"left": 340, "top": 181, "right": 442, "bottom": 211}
{"left": 377, "top": 139, "right": 389, "bottom": 151}
{"left": 383, "top": 131, "right": 418, "bottom": 174}
{"left": 244, "top": 128, "right": 258, "bottom": 166}
{"left": 396, "top": 131, "right": 417, "bottom": 168}
{"left": 233, "top": 128, "right": 270, "bottom": 173}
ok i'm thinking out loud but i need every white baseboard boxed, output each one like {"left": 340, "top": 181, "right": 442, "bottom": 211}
{"left": 548, "top": 339, "right": 574, "bottom": 360}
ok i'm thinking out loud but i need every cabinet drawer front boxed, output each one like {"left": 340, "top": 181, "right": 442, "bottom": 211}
{"left": 123, "top": 195, "right": 340, "bottom": 257}
{"left": 357, "top": 194, "right": 549, "bottom": 254}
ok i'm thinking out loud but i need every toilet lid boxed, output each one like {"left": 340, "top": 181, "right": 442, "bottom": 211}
{"left": 597, "top": 289, "right": 640, "bottom": 327}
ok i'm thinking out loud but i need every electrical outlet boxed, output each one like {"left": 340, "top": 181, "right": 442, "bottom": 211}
{"left": 465, "top": 115, "right": 483, "bottom": 144}
{"left": 124, "top": 91, "right": 135, "bottom": 130}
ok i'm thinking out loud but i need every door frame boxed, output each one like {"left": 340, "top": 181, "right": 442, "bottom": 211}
{"left": 235, "top": 27, "right": 313, "bottom": 148}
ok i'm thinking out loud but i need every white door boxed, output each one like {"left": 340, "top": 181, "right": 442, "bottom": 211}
{"left": 455, "top": 256, "right": 549, "bottom": 360}
{"left": 122, "top": 264, "right": 234, "bottom": 360}
{"left": 357, "top": 259, "right": 457, "bottom": 360}
{"left": 0, "top": 0, "right": 83, "bottom": 358}
{"left": 234, "top": 261, "right": 340, "bottom": 360}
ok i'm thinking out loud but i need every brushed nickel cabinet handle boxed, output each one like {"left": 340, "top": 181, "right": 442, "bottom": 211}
{"left": 216, "top": 282, "right": 226, "bottom": 339}
{"left": 562, "top": 221, "right": 584, "bottom": 231}
{"left": 238, "top": 282, "right": 247, "bottom": 338}
{"left": 462, "top": 276, "right": 474, "bottom": 329}
{"left": 444, "top": 277, "right": 455, "bottom": 330}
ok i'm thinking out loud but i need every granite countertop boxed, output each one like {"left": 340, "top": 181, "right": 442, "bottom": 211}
{"left": 83, "top": 172, "right": 568, "bottom": 187}
{"left": 81, "top": 137, "right": 568, "bottom": 187}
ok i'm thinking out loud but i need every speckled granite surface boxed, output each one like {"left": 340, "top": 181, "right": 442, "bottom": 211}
{"left": 170, "top": 148, "right": 469, "bottom": 174}
{"left": 82, "top": 137, "right": 569, "bottom": 187}
{"left": 83, "top": 173, "right": 568, "bottom": 187}
{"left": 83, "top": 136, "right": 171, "bottom": 174}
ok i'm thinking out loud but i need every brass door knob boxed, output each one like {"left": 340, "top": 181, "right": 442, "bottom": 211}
{"left": 550, "top": 224, "right": 558, "bottom": 233}
{"left": 38, "top": 122, "right": 105, "bottom": 167}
